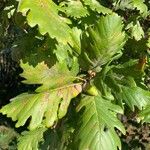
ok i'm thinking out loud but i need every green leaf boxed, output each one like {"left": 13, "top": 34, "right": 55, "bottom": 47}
{"left": 117, "top": 86, "right": 150, "bottom": 111}
{"left": 113, "top": 0, "right": 133, "bottom": 10}
{"left": 80, "top": 13, "right": 126, "bottom": 70}
{"left": 113, "top": 0, "right": 148, "bottom": 17}
{"left": 54, "top": 27, "right": 81, "bottom": 60}
{"left": 0, "top": 62, "right": 82, "bottom": 130}
{"left": 139, "top": 104, "right": 150, "bottom": 123}
{"left": 132, "top": 0, "right": 148, "bottom": 17}
{"left": 18, "top": 0, "right": 73, "bottom": 44}
{"left": 71, "top": 27, "right": 82, "bottom": 55}
{"left": 20, "top": 61, "right": 79, "bottom": 92}
{"left": 54, "top": 43, "right": 72, "bottom": 62}
{"left": 126, "top": 20, "right": 144, "bottom": 41}
{"left": 82, "top": 0, "right": 112, "bottom": 14}
{"left": 105, "top": 67, "right": 150, "bottom": 111}
{"left": 74, "top": 95, "right": 125, "bottom": 150}
{"left": 18, "top": 127, "right": 46, "bottom": 150}
{"left": 60, "top": 0, "right": 89, "bottom": 18}
{"left": 112, "top": 59, "right": 144, "bottom": 80}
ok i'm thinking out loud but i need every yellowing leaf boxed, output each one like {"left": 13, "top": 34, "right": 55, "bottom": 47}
{"left": 20, "top": 61, "right": 79, "bottom": 92}
{"left": 0, "top": 62, "right": 82, "bottom": 130}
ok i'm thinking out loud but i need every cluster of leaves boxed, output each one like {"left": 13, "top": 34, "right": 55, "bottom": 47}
{"left": 0, "top": 0, "right": 150, "bottom": 149}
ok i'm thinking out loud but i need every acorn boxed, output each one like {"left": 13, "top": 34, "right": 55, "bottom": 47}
{"left": 83, "top": 82, "right": 99, "bottom": 96}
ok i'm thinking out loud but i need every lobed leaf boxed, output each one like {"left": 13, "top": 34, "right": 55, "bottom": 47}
{"left": 60, "top": 0, "right": 89, "bottom": 18}
{"left": 126, "top": 20, "right": 144, "bottom": 41}
{"left": 80, "top": 13, "right": 126, "bottom": 70}
{"left": 20, "top": 61, "right": 79, "bottom": 92}
{"left": 18, "top": 0, "right": 73, "bottom": 44}
{"left": 111, "top": 61, "right": 150, "bottom": 110}
{"left": 117, "top": 86, "right": 150, "bottom": 111}
{"left": 132, "top": 0, "right": 148, "bottom": 17}
{"left": 113, "top": 0, "right": 148, "bottom": 17}
{"left": 139, "top": 104, "right": 150, "bottom": 123}
{"left": 82, "top": 0, "right": 112, "bottom": 14}
{"left": 74, "top": 95, "right": 125, "bottom": 150}
{"left": 113, "top": 0, "right": 134, "bottom": 10}
{"left": 105, "top": 69, "right": 150, "bottom": 111}
{"left": 18, "top": 127, "right": 46, "bottom": 150}
{"left": 0, "top": 62, "right": 82, "bottom": 130}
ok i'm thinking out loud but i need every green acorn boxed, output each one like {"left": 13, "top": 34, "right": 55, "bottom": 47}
{"left": 83, "top": 83, "right": 99, "bottom": 96}
{"left": 86, "top": 85, "right": 99, "bottom": 96}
